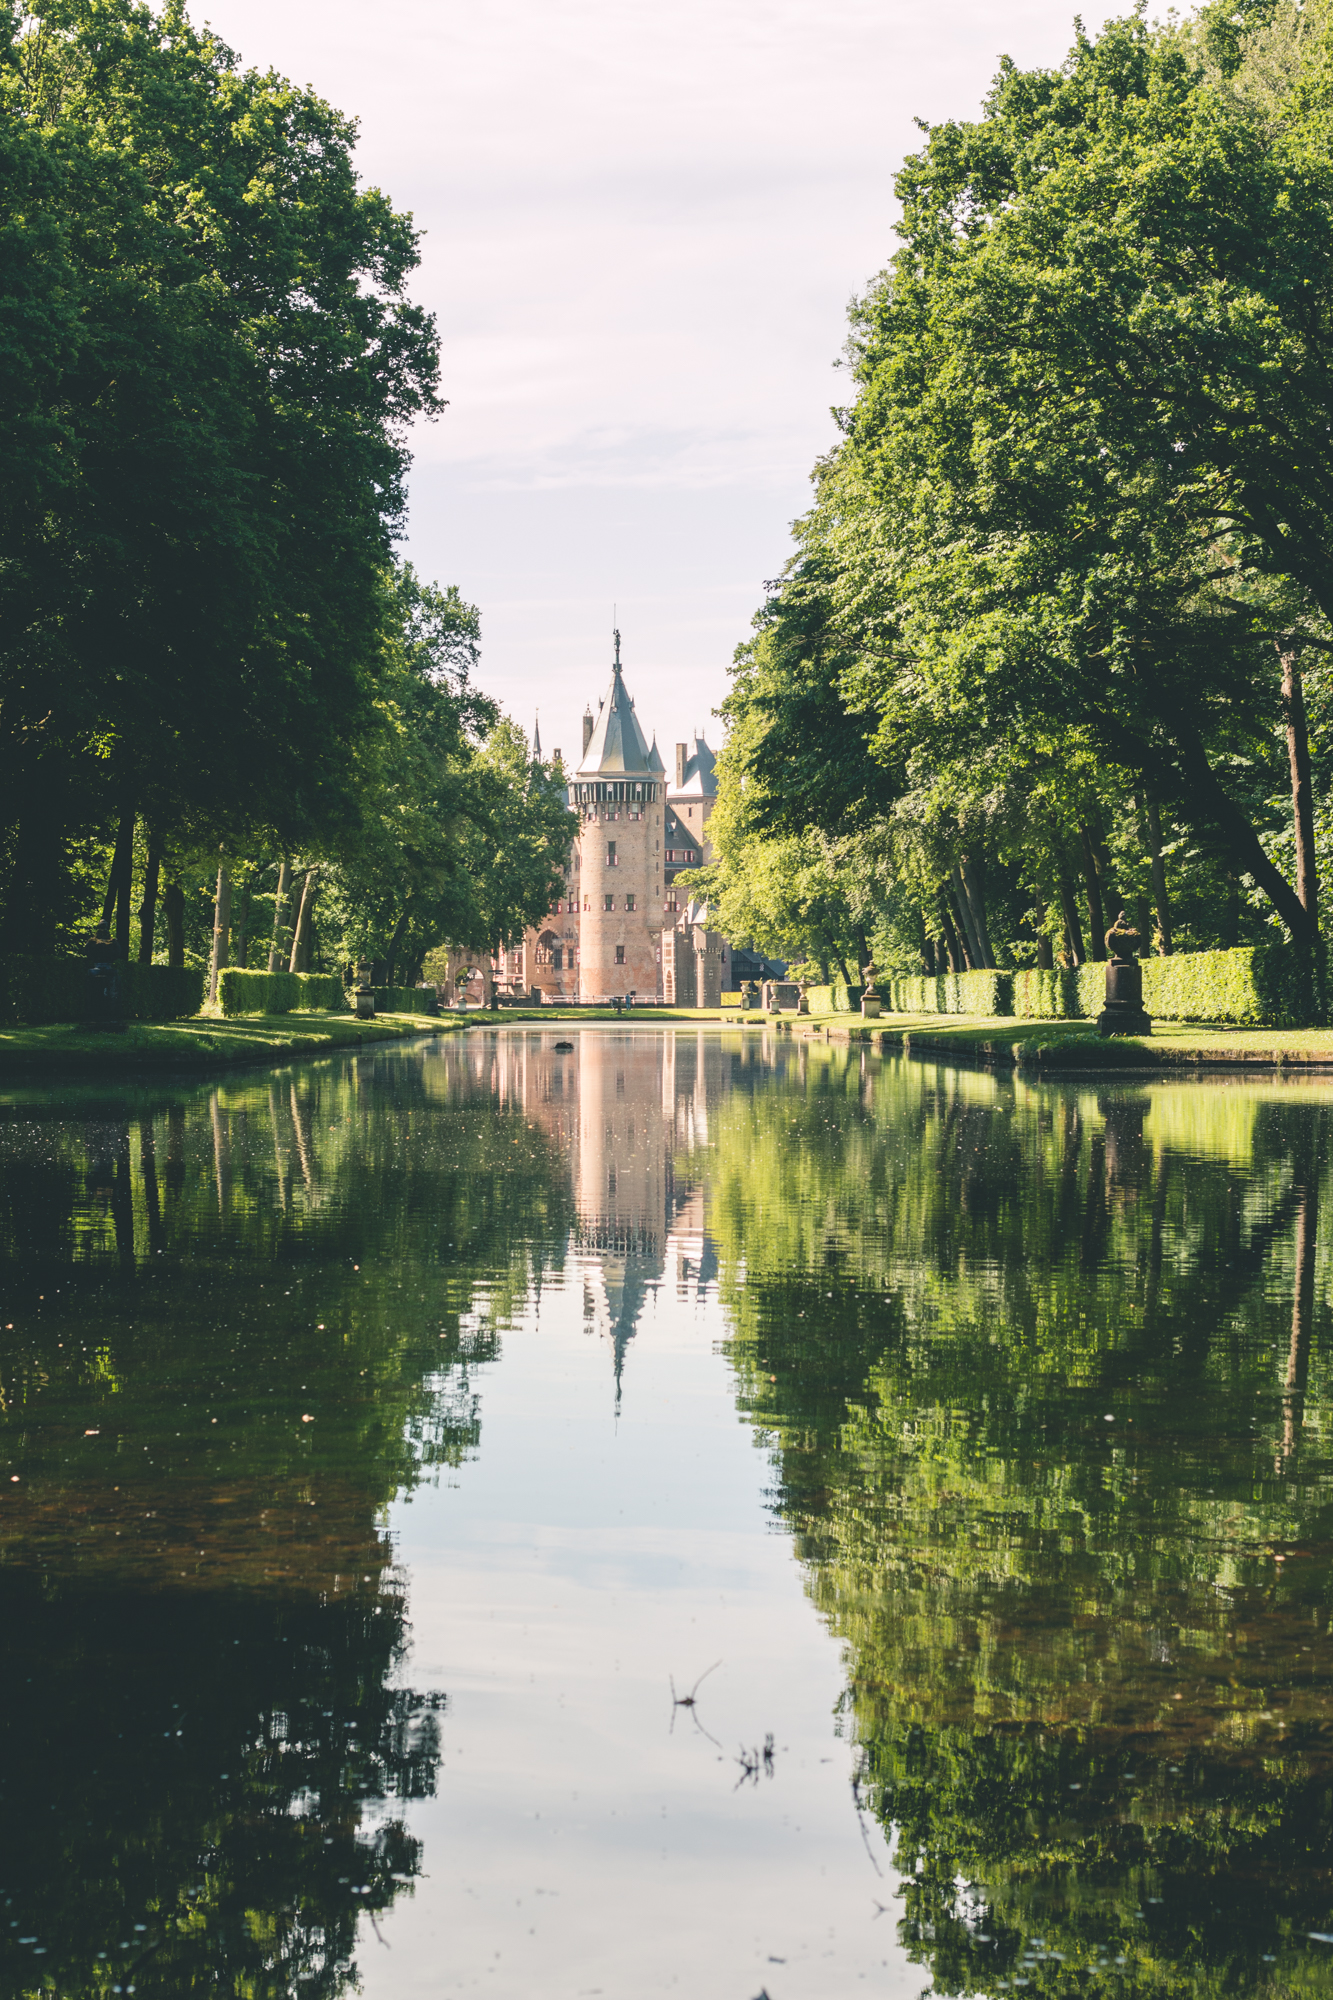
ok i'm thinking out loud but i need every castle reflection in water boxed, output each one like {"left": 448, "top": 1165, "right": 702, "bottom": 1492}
{"left": 442, "top": 1026, "right": 737, "bottom": 1389}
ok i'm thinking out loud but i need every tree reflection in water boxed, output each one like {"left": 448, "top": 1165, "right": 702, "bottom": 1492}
{"left": 4, "top": 1031, "right": 1333, "bottom": 1994}
{"left": 0, "top": 1045, "right": 573, "bottom": 1996}
{"left": 702, "top": 1043, "right": 1333, "bottom": 1995}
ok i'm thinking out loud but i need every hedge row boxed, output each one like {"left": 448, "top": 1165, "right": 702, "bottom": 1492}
{"left": 371, "top": 985, "right": 439, "bottom": 1015}
{"left": 883, "top": 970, "right": 1015, "bottom": 1016}
{"left": 216, "top": 968, "right": 347, "bottom": 1016}
{"left": 883, "top": 943, "right": 1325, "bottom": 1028}
{"left": 804, "top": 983, "right": 865, "bottom": 1013}
{"left": 0, "top": 958, "right": 205, "bottom": 1023}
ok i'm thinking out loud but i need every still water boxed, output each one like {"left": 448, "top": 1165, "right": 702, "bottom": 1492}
{"left": 0, "top": 1026, "right": 1331, "bottom": 1998}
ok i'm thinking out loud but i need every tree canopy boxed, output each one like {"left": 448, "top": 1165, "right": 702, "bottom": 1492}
{"left": 0, "top": 0, "right": 575, "bottom": 991}
{"left": 710, "top": 0, "right": 1333, "bottom": 988}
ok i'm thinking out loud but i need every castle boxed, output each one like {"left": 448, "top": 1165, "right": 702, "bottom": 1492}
{"left": 493, "top": 633, "right": 733, "bottom": 1006}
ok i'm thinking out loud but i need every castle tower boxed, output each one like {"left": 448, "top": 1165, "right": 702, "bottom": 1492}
{"left": 570, "top": 634, "right": 664, "bottom": 1004}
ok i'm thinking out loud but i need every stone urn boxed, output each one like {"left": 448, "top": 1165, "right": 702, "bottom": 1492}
{"left": 354, "top": 959, "right": 375, "bottom": 1020}
{"left": 1097, "top": 913, "right": 1152, "bottom": 1038}
{"left": 860, "top": 959, "right": 882, "bottom": 1020}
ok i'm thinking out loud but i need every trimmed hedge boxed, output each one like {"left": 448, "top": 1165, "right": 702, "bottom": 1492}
{"left": 884, "top": 970, "right": 1015, "bottom": 1016}
{"left": 804, "top": 983, "right": 865, "bottom": 1013}
{"left": 0, "top": 958, "right": 204, "bottom": 1023}
{"left": 885, "top": 943, "right": 1327, "bottom": 1028}
{"left": 1010, "top": 967, "right": 1105, "bottom": 1020}
{"left": 371, "top": 985, "right": 438, "bottom": 1016}
{"left": 216, "top": 968, "right": 348, "bottom": 1016}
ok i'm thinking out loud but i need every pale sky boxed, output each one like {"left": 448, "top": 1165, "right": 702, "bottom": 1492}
{"left": 203, "top": 0, "right": 1121, "bottom": 762}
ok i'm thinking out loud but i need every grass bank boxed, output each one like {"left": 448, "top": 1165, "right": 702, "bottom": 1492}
{"left": 788, "top": 1012, "right": 1333, "bottom": 1071}
{"left": 0, "top": 1009, "right": 470, "bottom": 1075}
{"left": 0, "top": 1003, "right": 759, "bottom": 1076}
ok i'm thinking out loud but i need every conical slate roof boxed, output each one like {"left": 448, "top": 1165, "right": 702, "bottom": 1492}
{"left": 647, "top": 732, "right": 666, "bottom": 775}
{"left": 577, "top": 654, "right": 656, "bottom": 778}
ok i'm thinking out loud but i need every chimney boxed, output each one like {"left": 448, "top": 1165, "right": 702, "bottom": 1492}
{"left": 583, "top": 708, "right": 595, "bottom": 755}
{"left": 675, "top": 742, "right": 687, "bottom": 789}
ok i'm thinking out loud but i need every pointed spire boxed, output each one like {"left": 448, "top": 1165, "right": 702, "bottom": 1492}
{"left": 532, "top": 713, "right": 542, "bottom": 759}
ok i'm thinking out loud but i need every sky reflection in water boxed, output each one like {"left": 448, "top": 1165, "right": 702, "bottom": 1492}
{"left": 0, "top": 1026, "right": 1331, "bottom": 1997}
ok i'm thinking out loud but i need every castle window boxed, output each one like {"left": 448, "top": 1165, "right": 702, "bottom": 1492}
{"left": 604, "top": 894, "right": 614, "bottom": 912}
{"left": 625, "top": 893, "right": 636, "bottom": 912}
{"left": 615, "top": 945, "right": 625, "bottom": 964}
{"left": 606, "top": 841, "right": 617, "bottom": 866}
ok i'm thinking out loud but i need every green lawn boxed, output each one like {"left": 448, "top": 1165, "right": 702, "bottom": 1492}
{"left": 0, "top": 1002, "right": 769, "bottom": 1074}
{"left": 793, "top": 1011, "right": 1333, "bottom": 1069}
{"left": 0, "top": 1009, "right": 467, "bottom": 1074}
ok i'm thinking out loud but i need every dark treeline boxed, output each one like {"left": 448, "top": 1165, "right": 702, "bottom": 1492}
{"left": 692, "top": 0, "right": 1333, "bottom": 987}
{"left": 0, "top": 0, "right": 572, "bottom": 995}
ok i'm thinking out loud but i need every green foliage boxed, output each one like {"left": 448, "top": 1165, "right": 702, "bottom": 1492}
{"left": 885, "top": 969, "right": 1015, "bottom": 1016}
{"left": 370, "top": 986, "right": 438, "bottom": 1015}
{"left": 709, "top": 0, "right": 1333, "bottom": 982}
{"left": 318, "top": 584, "right": 576, "bottom": 982}
{"left": 216, "top": 968, "right": 346, "bottom": 1016}
{"left": 1, "top": 958, "right": 202, "bottom": 1022}
{"left": 883, "top": 945, "right": 1327, "bottom": 1025}
{"left": 804, "top": 983, "right": 865, "bottom": 1013}
{"left": 0, "top": 0, "right": 441, "bottom": 950}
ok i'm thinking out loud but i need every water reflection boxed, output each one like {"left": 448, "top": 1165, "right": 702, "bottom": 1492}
{"left": 0, "top": 1045, "right": 573, "bottom": 1995}
{"left": 0, "top": 1032, "right": 1331, "bottom": 1993}
{"left": 705, "top": 1045, "right": 1333, "bottom": 1994}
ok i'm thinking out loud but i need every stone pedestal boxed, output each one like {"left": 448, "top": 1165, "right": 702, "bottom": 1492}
{"left": 1097, "top": 956, "right": 1152, "bottom": 1037}
{"left": 86, "top": 933, "right": 126, "bottom": 1030}
{"left": 861, "top": 995, "right": 882, "bottom": 1019}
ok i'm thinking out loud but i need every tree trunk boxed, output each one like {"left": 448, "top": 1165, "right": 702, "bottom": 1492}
{"left": 949, "top": 868, "right": 980, "bottom": 968}
{"left": 383, "top": 898, "right": 415, "bottom": 987}
{"left": 137, "top": 834, "right": 160, "bottom": 965}
{"left": 1137, "top": 793, "right": 1173, "bottom": 954}
{"left": 1280, "top": 642, "right": 1319, "bottom": 932}
{"left": 289, "top": 866, "right": 320, "bottom": 974}
{"left": 1173, "top": 727, "right": 1316, "bottom": 952}
{"left": 101, "top": 808, "right": 135, "bottom": 944}
{"left": 1079, "top": 823, "right": 1107, "bottom": 960}
{"left": 1034, "top": 902, "right": 1054, "bottom": 970}
{"left": 268, "top": 858, "right": 293, "bottom": 973}
{"left": 959, "top": 855, "right": 994, "bottom": 968}
{"left": 922, "top": 934, "right": 937, "bottom": 976}
{"left": 208, "top": 864, "right": 231, "bottom": 1005}
{"left": 164, "top": 880, "right": 185, "bottom": 969}
{"left": 938, "top": 898, "right": 965, "bottom": 974}
{"left": 1223, "top": 870, "right": 1239, "bottom": 948}
{"left": 232, "top": 882, "right": 250, "bottom": 970}
{"left": 1056, "top": 865, "right": 1086, "bottom": 965}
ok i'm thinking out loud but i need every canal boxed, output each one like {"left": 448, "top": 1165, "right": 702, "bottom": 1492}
{"left": 0, "top": 1026, "right": 1330, "bottom": 1996}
